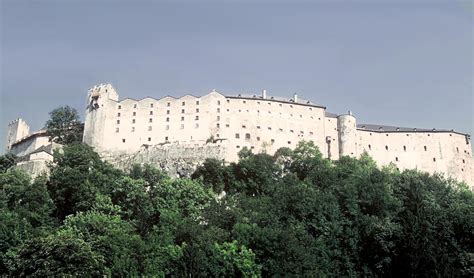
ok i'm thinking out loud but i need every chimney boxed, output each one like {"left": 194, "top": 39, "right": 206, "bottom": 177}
{"left": 293, "top": 93, "right": 298, "bottom": 102}
{"left": 262, "top": 89, "right": 267, "bottom": 99}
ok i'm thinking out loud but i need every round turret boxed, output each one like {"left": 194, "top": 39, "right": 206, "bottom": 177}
{"left": 337, "top": 112, "right": 357, "bottom": 157}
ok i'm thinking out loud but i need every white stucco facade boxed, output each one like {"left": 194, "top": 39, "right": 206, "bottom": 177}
{"left": 81, "top": 84, "right": 472, "bottom": 186}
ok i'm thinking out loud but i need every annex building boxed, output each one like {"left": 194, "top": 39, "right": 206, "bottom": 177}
{"left": 5, "top": 84, "right": 473, "bottom": 186}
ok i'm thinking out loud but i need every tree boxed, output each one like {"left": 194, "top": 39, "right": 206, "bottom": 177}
{"left": 0, "top": 153, "right": 16, "bottom": 174}
{"left": 45, "top": 106, "right": 83, "bottom": 145}
{"left": 6, "top": 229, "right": 106, "bottom": 276}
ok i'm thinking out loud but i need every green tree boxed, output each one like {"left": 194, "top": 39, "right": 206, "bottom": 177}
{"left": 45, "top": 105, "right": 83, "bottom": 144}
{"left": 6, "top": 229, "right": 106, "bottom": 277}
{"left": 0, "top": 153, "right": 16, "bottom": 173}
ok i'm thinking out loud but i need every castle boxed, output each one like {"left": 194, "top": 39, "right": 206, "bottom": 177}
{"left": 5, "top": 83, "right": 473, "bottom": 186}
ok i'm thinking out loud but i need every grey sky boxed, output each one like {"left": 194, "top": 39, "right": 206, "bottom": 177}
{"left": 1, "top": 0, "right": 472, "bottom": 150}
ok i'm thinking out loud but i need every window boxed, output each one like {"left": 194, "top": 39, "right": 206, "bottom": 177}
{"left": 148, "top": 137, "right": 151, "bottom": 141}
{"left": 182, "top": 101, "right": 185, "bottom": 106}
{"left": 196, "top": 108, "right": 199, "bottom": 113}
{"left": 148, "top": 126, "right": 152, "bottom": 131}
{"left": 271, "top": 139, "right": 275, "bottom": 143}
{"left": 235, "top": 133, "right": 240, "bottom": 139}
{"left": 133, "top": 112, "right": 136, "bottom": 116}
{"left": 386, "top": 134, "right": 389, "bottom": 136}
{"left": 149, "top": 118, "right": 153, "bottom": 123}
{"left": 385, "top": 145, "right": 389, "bottom": 151}
{"left": 268, "top": 127, "right": 272, "bottom": 130}
{"left": 309, "top": 131, "right": 314, "bottom": 135}
{"left": 132, "top": 119, "right": 136, "bottom": 124}
{"left": 117, "top": 112, "right": 121, "bottom": 117}
{"left": 166, "top": 117, "right": 170, "bottom": 122}
{"left": 242, "top": 125, "right": 246, "bottom": 128}
{"left": 167, "top": 110, "right": 170, "bottom": 114}
{"left": 132, "top": 127, "right": 135, "bottom": 132}
{"left": 236, "top": 145, "right": 240, "bottom": 149}
{"left": 133, "top": 104, "right": 137, "bottom": 108}
{"left": 181, "top": 116, "right": 184, "bottom": 121}
{"left": 118, "top": 105, "right": 122, "bottom": 109}
{"left": 150, "top": 111, "right": 153, "bottom": 115}
{"left": 166, "top": 125, "right": 169, "bottom": 130}
{"left": 195, "top": 115, "right": 199, "bottom": 120}
{"left": 217, "top": 108, "right": 220, "bottom": 113}
{"left": 117, "top": 120, "right": 120, "bottom": 124}
{"left": 115, "top": 127, "right": 119, "bottom": 133}
{"left": 257, "top": 126, "right": 261, "bottom": 129}
{"left": 257, "top": 137, "right": 260, "bottom": 141}
{"left": 226, "top": 99, "right": 230, "bottom": 103}
{"left": 290, "top": 130, "right": 294, "bottom": 133}
{"left": 279, "top": 128, "right": 283, "bottom": 132}
{"left": 217, "top": 116, "right": 220, "bottom": 121}
{"left": 395, "top": 157, "right": 399, "bottom": 162}
{"left": 122, "top": 139, "right": 126, "bottom": 143}
{"left": 245, "top": 133, "right": 250, "bottom": 140}
{"left": 433, "top": 157, "right": 436, "bottom": 162}
{"left": 216, "top": 123, "right": 220, "bottom": 128}
{"left": 243, "top": 100, "right": 246, "bottom": 104}
{"left": 463, "top": 159, "right": 465, "bottom": 164}
{"left": 288, "top": 141, "right": 291, "bottom": 144}
{"left": 196, "top": 100, "right": 200, "bottom": 105}
{"left": 181, "top": 109, "right": 185, "bottom": 113}
{"left": 217, "top": 100, "right": 221, "bottom": 105}
{"left": 368, "top": 144, "right": 371, "bottom": 150}
{"left": 195, "top": 123, "right": 199, "bottom": 128}
{"left": 150, "top": 103, "right": 154, "bottom": 108}
{"left": 226, "top": 124, "right": 230, "bottom": 128}
{"left": 424, "top": 146, "right": 427, "bottom": 151}
{"left": 167, "top": 102, "right": 171, "bottom": 107}
{"left": 456, "top": 147, "right": 459, "bottom": 153}
{"left": 165, "top": 136, "right": 168, "bottom": 141}
{"left": 180, "top": 124, "right": 184, "bottom": 129}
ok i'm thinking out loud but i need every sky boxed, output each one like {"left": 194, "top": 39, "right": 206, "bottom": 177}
{"left": 1, "top": 0, "right": 473, "bottom": 151}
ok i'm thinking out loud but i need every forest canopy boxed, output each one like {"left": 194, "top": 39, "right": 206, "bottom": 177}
{"left": 0, "top": 141, "right": 473, "bottom": 277}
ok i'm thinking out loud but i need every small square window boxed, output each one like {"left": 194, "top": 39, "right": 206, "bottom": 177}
{"left": 235, "top": 133, "right": 240, "bottom": 139}
{"left": 133, "top": 104, "right": 137, "bottom": 108}
{"left": 288, "top": 141, "right": 291, "bottom": 144}
{"left": 245, "top": 133, "right": 250, "bottom": 140}
{"left": 148, "top": 137, "right": 151, "bottom": 141}
{"left": 133, "top": 112, "right": 136, "bottom": 116}
{"left": 118, "top": 105, "right": 122, "bottom": 109}
{"left": 180, "top": 124, "right": 184, "bottom": 129}
{"left": 122, "top": 139, "right": 126, "bottom": 143}
{"left": 167, "top": 102, "right": 171, "bottom": 107}
{"left": 271, "top": 139, "right": 275, "bottom": 143}
{"left": 217, "top": 116, "right": 220, "bottom": 121}
{"left": 217, "top": 123, "right": 220, "bottom": 128}
{"left": 217, "top": 108, "right": 220, "bottom": 113}
{"left": 150, "top": 103, "right": 154, "bottom": 108}
{"left": 181, "top": 109, "right": 185, "bottom": 113}
{"left": 182, "top": 101, "right": 185, "bottom": 106}
{"left": 165, "top": 136, "right": 169, "bottom": 141}
{"left": 149, "top": 118, "right": 153, "bottom": 123}
{"left": 268, "top": 127, "right": 272, "bottom": 130}
{"left": 166, "top": 125, "right": 169, "bottom": 130}
{"left": 195, "top": 123, "right": 199, "bottom": 128}
{"left": 242, "top": 125, "right": 246, "bottom": 129}
{"left": 167, "top": 110, "right": 170, "bottom": 114}
{"left": 433, "top": 157, "right": 436, "bottom": 162}
{"left": 150, "top": 111, "right": 153, "bottom": 115}
{"left": 257, "top": 126, "right": 261, "bottom": 129}
{"left": 132, "top": 119, "right": 136, "bottom": 124}
{"left": 148, "top": 126, "right": 152, "bottom": 131}
{"left": 115, "top": 128, "right": 119, "bottom": 133}
{"left": 195, "top": 115, "right": 199, "bottom": 120}
{"left": 385, "top": 145, "right": 389, "bottom": 151}
{"left": 395, "top": 157, "right": 399, "bottom": 162}
{"left": 196, "top": 100, "right": 200, "bottom": 105}
{"left": 166, "top": 117, "right": 170, "bottom": 122}
{"left": 181, "top": 116, "right": 184, "bottom": 121}
{"left": 196, "top": 108, "right": 199, "bottom": 113}
{"left": 132, "top": 127, "right": 135, "bottom": 132}
{"left": 226, "top": 124, "right": 230, "bottom": 128}
{"left": 117, "top": 120, "right": 120, "bottom": 124}
{"left": 117, "top": 112, "right": 121, "bottom": 117}
{"left": 257, "top": 137, "right": 260, "bottom": 141}
{"left": 218, "top": 100, "right": 221, "bottom": 105}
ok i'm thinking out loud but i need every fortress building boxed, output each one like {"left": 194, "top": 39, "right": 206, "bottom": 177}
{"left": 5, "top": 83, "right": 473, "bottom": 186}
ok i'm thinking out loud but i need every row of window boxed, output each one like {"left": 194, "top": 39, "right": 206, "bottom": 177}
{"left": 117, "top": 100, "right": 223, "bottom": 110}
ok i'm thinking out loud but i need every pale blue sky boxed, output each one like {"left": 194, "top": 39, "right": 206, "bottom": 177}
{"left": 1, "top": 0, "right": 472, "bottom": 150}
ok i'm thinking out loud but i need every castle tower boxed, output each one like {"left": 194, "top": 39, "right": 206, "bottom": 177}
{"left": 5, "top": 118, "right": 30, "bottom": 152}
{"left": 83, "top": 84, "right": 119, "bottom": 152}
{"left": 337, "top": 112, "right": 357, "bottom": 157}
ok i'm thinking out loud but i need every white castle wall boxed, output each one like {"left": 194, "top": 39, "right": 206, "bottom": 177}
{"left": 356, "top": 129, "right": 472, "bottom": 184}
{"left": 82, "top": 84, "right": 472, "bottom": 186}
{"left": 5, "top": 119, "right": 30, "bottom": 152}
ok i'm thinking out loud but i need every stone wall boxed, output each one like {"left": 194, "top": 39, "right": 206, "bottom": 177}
{"left": 101, "top": 141, "right": 227, "bottom": 178}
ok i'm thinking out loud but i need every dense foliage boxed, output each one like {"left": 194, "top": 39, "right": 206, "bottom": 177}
{"left": 0, "top": 141, "right": 472, "bottom": 277}
{"left": 44, "top": 105, "right": 83, "bottom": 144}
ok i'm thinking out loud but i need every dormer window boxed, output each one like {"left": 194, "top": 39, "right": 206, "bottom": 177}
{"left": 196, "top": 100, "right": 200, "bottom": 105}
{"left": 118, "top": 105, "right": 122, "bottom": 109}
{"left": 182, "top": 101, "right": 185, "bottom": 106}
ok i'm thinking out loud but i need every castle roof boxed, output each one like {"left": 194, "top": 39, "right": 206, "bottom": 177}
{"left": 357, "top": 124, "right": 470, "bottom": 137}
{"left": 225, "top": 93, "right": 326, "bottom": 109}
